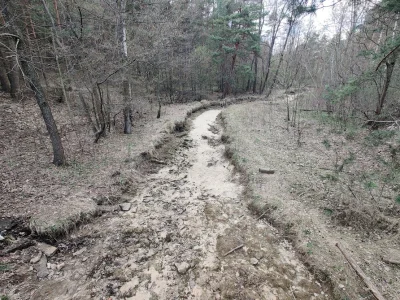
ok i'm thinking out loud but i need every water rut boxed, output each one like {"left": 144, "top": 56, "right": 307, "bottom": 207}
{"left": 23, "top": 110, "right": 330, "bottom": 300}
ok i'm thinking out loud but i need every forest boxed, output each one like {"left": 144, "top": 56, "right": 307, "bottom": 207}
{"left": 0, "top": 0, "right": 398, "bottom": 164}
{"left": 1, "top": 0, "right": 400, "bottom": 299}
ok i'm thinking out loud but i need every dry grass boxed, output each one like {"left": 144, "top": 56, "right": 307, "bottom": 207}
{"left": 221, "top": 96, "right": 400, "bottom": 300}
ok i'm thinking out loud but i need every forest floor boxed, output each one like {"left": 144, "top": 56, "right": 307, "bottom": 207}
{"left": 221, "top": 91, "right": 400, "bottom": 300}
{"left": 0, "top": 91, "right": 202, "bottom": 237}
{"left": 0, "top": 90, "right": 399, "bottom": 299}
{"left": 1, "top": 97, "right": 332, "bottom": 299}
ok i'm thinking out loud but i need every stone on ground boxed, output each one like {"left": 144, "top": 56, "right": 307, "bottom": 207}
{"left": 37, "top": 242, "right": 57, "bottom": 257}
{"left": 30, "top": 251, "right": 42, "bottom": 264}
{"left": 36, "top": 255, "right": 49, "bottom": 278}
{"left": 119, "top": 203, "right": 132, "bottom": 211}
{"left": 250, "top": 257, "right": 259, "bottom": 265}
{"left": 175, "top": 262, "right": 191, "bottom": 274}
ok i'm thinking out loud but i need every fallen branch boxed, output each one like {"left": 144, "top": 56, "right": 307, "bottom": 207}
{"left": 300, "top": 109, "right": 332, "bottom": 113}
{"left": 175, "top": 132, "right": 187, "bottom": 138}
{"left": 150, "top": 159, "right": 167, "bottom": 165}
{"left": 336, "top": 243, "right": 386, "bottom": 300}
{"left": 257, "top": 210, "right": 269, "bottom": 220}
{"left": 259, "top": 168, "right": 275, "bottom": 174}
{"left": 364, "top": 120, "right": 400, "bottom": 127}
{"left": 223, "top": 244, "right": 244, "bottom": 257}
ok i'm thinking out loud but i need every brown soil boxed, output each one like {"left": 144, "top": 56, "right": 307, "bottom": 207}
{"left": 221, "top": 91, "right": 400, "bottom": 299}
{"left": 0, "top": 105, "right": 334, "bottom": 299}
{"left": 0, "top": 91, "right": 202, "bottom": 237}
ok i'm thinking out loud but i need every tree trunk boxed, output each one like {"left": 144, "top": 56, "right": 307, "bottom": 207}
{"left": 2, "top": 1, "right": 65, "bottom": 164}
{"left": 254, "top": 0, "right": 262, "bottom": 94}
{"left": 252, "top": 53, "right": 258, "bottom": 93}
{"left": 5, "top": 40, "right": 20, "bottom": 99}
{"left": 0, "top": 51, "right": 11, "bottom": 92}
{"left": 79, "top": 92, "right": 97, "bottom": 133}
{"left": 266, "top": 21, "right": 294, "bottom": 98}
{"left": 376, "top": 59, "right": 396, "bottom": 115}
{"left": 123, "top": 79, "right": 132, "bottom": 134}
{"left": 260, "top": 28, "right": 276, "bottom": 94}
{"left": 118, "top": 0, "right": 132, "bottom": 134}
{"left": 53, "top": 0, "right": 61, "bottom": 27}
{"left": 20, "top": 53, "right": 66, "bottom": 165}
{"left": 41, "top": 0, "right": 68, "bottom": 104}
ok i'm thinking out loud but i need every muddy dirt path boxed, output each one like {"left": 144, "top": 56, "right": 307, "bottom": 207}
{"left": 10, "top": 110, "right": 331, "bottom": 299}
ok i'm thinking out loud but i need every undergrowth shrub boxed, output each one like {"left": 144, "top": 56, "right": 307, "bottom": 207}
{"left": 365, "top": 130, "right": 396, "bottom": 146}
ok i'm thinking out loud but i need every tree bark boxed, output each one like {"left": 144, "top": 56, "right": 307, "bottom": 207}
{"left": 20, "top": 51, "right": 66, "bottom": 165}
{"left": 1, "top": 3, "right": 66, "bottom": 165}
{"left": 53, "top": 0, "right": 61, "bottom": 27}
{"left": 252, "top": 53, "right": 258, "bottom": 93}
{"left": 376, "top": 57, "right": 396, "bottom": 115}
{"left": 266, "top": 20, "right": 294, "bottom": 98}
{"left": 260, "top": 26, "right": 277, "bottom": 94}
{"left": 123, "top": 79, "right": 132, "bottom": 134}
{"left": 41, "top": 0, "right": 68, "bottom": 104}
{"left": 4, "top": 40, "right": 21, "bottom": 99}
{"left": 0, "top": 50, "right": 11, "bottom": 92}
{"left": 118, "top": 0, "right": 132, "bottom": 134}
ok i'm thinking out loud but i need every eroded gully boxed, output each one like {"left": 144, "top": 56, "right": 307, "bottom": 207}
{"left": 25, "top": 110, "right": 331, "bottom": 300}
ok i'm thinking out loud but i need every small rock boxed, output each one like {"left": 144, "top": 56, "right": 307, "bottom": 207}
{"left": 111, "top": 171, "right": 121, "bottom": 177}
{"left": 120, "top": 277, "right": 140, "bottom": 297}
{"left": 160, "top": 231, "right": 172, "bottom": 242}
{"left": 36, "top": 255, "right": 49, "bottom": 278}
{"left": 254, "top": 251, "right": 264, "bottom": 260}
{"left": 175, "top": 262, "right": 191, "bottom": 274}
{"left": 250, "top": 258, "right": 259, "bottom": 266}
{"left": 73, "top": 247, "right": 87, "bottom": 256}
{"left": 112, "top": 268, "right": 127, "bottom": 281}
{"left": 47, "top": 263, "right": 57, "bottom": 270}
{"left": 119, "top": 203, "right": 132, "bottom": 211}
{"left": 37, "top": 242, "right": 57, "bottom": 257}
{"left": 82, "top": 257, "right": 88, "bottom": 262}
{"left": 56, "top": 263, "right": 65, "bottom": 271}
{"left": 147, "top": 249, "right": 156, "bottom": 258}
{"left": 338, "top": 284, "right": 345, "bottom": 289}
{"left": 30, "top": 251, "right": 42, "bottom": 264}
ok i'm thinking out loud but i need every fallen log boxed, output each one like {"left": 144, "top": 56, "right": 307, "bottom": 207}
{"left": 259, "top": 168, "right": 275, "bottom": 174}
{"left": 336, "top": 242, "right": 386, "bottom": 300}
{"left": 300, "top": 109, "right": 332, "bottom": 113}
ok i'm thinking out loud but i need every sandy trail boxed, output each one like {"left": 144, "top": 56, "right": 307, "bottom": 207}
{"left": 11, "top": 110, "right": 331, "bottom": 299}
